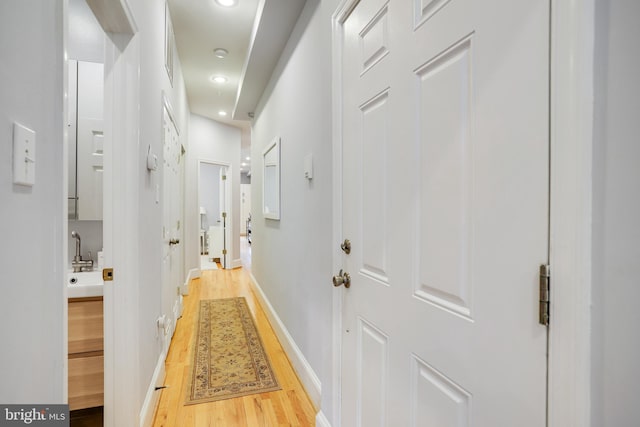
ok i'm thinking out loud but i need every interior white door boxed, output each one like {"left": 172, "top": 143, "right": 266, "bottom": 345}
{"left": 219, "top": 167, "right": 228, "bottom": 268}
{"left": 76, "top": 61, "right": 104, "bottom": 221}
{"left": 241, "top": 183, "right": 251, "bottom": 235}
{"left": 340, "top": 0, "right": 549, "bottom": 425}
{"left": 161, "top": 100, "right": 181, "bottom": 351}
{"left": 76, "top": 117, "right": 104, "bottom": 220}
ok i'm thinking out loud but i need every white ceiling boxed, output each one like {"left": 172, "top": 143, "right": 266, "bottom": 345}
{"left": 168, "top": 0, "right": 307, "bottom": 173}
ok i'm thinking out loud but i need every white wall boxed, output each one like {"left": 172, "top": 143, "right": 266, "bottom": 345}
{"left": 68, "top": 0, "right": 104, "bottom": 63}
{"left": 0, "top": 0, "right": 65, "bottom": 403}
{"left": 186, "top": 114, "right": 242, "bottom": 271}
{"left": 199, "top": 163, "right": 223, "bottom": 230}
{"left": 251, "top": 0, "right": 337, "bottom": 420}
{"left": 591, "top": 1, "right": 640, "bottom": 424}
{"left": 126, "top": 0, "right": 191, "bottom": 409}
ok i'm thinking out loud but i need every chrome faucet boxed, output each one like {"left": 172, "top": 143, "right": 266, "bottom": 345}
{"left": 71, "top": 231, "right": 93, "bottom": 272}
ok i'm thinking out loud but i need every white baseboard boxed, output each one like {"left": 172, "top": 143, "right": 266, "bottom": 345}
{"left": 139, "top": 352, "right": 166, "bottom": 427}
{"left": 231, "top": 258, "right": 243, "bottom": 269}
{"left": 248, "top": 272, "right": 322, "bottom": 408}
{"left": 171, "top": 298, "right": 180, "bottom": 334}
{"left": 181, "top": 268, "right": 200, "bottom": 295}
{"left": 316, "top": 410, "right": 332, "bottom": 427}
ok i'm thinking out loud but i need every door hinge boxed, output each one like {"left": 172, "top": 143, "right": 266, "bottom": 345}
{"left": 539, "top": 264, "right": 550, "bottom": 326}
{"left": 222, "top": 249, "right": 227, "bottom": 255}
{"left": 222, "top": 212, "right": 227, "bottom": 218}
{"left": 222, "top": 175, "right": 227, "bottom": 181}
{"left": 103, "top": 268, "right": 114, "bottom": 282}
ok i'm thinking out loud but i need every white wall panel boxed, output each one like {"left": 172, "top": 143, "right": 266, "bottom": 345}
{"left": 592, "top": 1, "right": 640, "bottom": 424}
{"left": 0, "top": 0, "right": 65, "bottom": 403}
{"left": 250, "top": 0, "right": 341, "bottom": 422}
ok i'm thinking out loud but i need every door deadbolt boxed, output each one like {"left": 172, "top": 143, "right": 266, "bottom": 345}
{"left": 333, "top": 269, "right": 351, "bottom": 288}
{"left": 340, "top": 239, "right": 351, "bottom": 254}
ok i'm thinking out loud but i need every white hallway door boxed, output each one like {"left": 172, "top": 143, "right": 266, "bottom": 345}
{"left": 162, "top": 100, "right": 182, "bottom": 353}
{"left": 76, "top": 61, "right": 104, "bottom": 221}
{"left": 340, "top": 0, "right": 550, "bottom": 425}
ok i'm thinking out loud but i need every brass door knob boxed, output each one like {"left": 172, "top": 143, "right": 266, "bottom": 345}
{"left": 333, "top": 270, "right": 351, "bottom": 288}
{"left": 340, "top": 239, "right": 351, "bottom": 254}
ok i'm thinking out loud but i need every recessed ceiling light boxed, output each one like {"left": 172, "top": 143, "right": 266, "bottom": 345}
{"left": 218, "top": 111, "right": 227, "bottom": 116}
{"left": 246, "top": 156, "right": 250, "bottom": 161}
{"left": 213, "top": 48, "right": 228, "bottom": 58}
{"left": 210, "top": 75, "right": 227, "bottom": 84}
{"left": 241, "top": 162, "right": 247, "bottom": 166}
{"left": 216, "top": 0, "right": 237, "bottom": 7}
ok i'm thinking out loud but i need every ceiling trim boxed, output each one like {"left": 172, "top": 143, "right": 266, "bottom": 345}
{"left": 233, "top": 0, "right": 307, "bottom": 120}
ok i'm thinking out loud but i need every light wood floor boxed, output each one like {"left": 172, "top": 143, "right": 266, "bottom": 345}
{"left": 152, "top": 267, "right": 317, "bottom": 427}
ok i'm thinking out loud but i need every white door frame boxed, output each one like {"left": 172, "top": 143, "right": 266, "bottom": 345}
{"left": 197, "top": 159, "right": 233, "bottom": 270}
{"left": 547, "top": 0, "right": 594, "bottom": 424}
{"left": 103, "top": 29, "right": 142, "bottom": 427}
{"left": 63, "top": 1, "right": 140, "bottom": 426}
{"left": 329, "top": 0, "right": 595, "bottom": 426}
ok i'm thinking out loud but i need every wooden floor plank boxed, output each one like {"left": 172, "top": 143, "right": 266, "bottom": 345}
{"left": 152, "top": 268, "right": 316, "bottom": 426}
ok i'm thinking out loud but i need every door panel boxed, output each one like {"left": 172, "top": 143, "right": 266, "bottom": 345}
{"left": 76, "top": 61, "right": 105, "bottom": 221}
{"left": 357, "top": 318, "right": 388, "bottom": 427}
{"left": 415, "top": 35, "right": 473, "bottom": 319}
{"left": 341, "top": 0, "right": 549, "bottom": 425}
{"left": 162, "top": 100, "right": 181, "bottom": 352}
{"left": 77, "top": 118, "right": 104, "bottom": 221}
{"left": 361, "top": 90, "right": 390, "bottom": 284}
{"left": 410, "top": 354, "right": 471, "bottom": 427}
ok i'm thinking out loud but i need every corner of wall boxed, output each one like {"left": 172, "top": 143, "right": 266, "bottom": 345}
{"left": 182, "top": 268, "right": 200, "bottom": 295}
{"left": 139, "top": 352, "right": 166, "bottom": 427}
{"left": 316, "top": 410, "right": 332, "bottom": 427}
{"left": 248, "top": 272, "right": 322, "bottom": 408}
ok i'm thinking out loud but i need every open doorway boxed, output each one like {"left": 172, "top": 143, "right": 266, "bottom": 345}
{"left": 240, "top": 172, "right": 252, "bottom": 270}
{"left": 198, "top": 161, "right": 231, "bottom": 270}
{"left": 66, "top": 1, "right": 106, "bottom": 424}
{"left": 65, "top": 0, "right": 139, "bottom": 426}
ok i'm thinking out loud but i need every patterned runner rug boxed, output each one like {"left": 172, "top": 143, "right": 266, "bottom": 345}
{"left": 186, "top": 297, "right": 280, "bottom": 405}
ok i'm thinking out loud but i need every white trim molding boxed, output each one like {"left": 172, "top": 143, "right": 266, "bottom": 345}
{"left": 316, "top": 410, "right": 332, "bottom": 427}
{"left": 248, "top": 272, "right": 322, "bottom": 408}
{"left": 139, "top": 352, "right": 166, "bottom": 427}
{"left": 548, "top": 0, "right": 595, "bottom": 426}
{"left": 102, "top": 29, "right": 141, "bottom": 427}
{"left": 182, "top": 267, "right": 200, "bottom": 295}
{"left": 330, "top": 2, "right": 357, "bottom": 426}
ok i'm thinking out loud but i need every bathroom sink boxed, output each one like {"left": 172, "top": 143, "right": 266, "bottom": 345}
{"left": 67, "top": 270, "right": 103, "bottom": 298}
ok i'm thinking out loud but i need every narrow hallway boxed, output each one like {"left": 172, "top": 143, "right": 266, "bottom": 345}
{"left": 152, "top": 268, "right": 315, "bottom": 426}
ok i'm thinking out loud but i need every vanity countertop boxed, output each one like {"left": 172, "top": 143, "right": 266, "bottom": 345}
{"left": 67, "top": 270, "right": 103, "bottom": 298}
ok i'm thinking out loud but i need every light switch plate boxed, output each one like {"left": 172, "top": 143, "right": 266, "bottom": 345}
{"left": 13, "top": 122, "right": 36, "bottom": 186}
